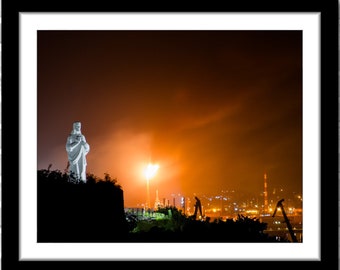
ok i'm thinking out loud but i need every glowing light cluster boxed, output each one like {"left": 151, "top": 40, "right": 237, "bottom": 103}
{"left": 144, "top": 163, "right": 159, "bottom": 180}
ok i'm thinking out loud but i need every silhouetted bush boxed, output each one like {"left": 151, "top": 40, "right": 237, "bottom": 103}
{"left": 38, "top": 169, "right": 128, "bottom": 242}
{"left": 126, "top": 207, "right": 289, "bottom": 242}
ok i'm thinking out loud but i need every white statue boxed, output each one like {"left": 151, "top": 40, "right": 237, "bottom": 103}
{"left": 66, "top": 121, "right": 90, "bottom": 183}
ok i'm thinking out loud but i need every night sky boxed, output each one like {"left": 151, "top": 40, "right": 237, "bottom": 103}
{"left": 37, "top": 30, "right": 302, "bottom": 207}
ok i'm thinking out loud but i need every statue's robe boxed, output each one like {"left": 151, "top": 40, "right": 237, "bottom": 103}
{"left": 66, "top": 133, "right": 90, "bottom": 182}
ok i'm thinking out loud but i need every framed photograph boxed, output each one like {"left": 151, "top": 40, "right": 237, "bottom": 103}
{"left": 2, "top": 1, "right": 338, "bottom": 268}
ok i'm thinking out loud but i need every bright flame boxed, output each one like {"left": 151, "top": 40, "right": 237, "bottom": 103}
{"left": 144, "top": 163, "right": 159, "bottom": 180}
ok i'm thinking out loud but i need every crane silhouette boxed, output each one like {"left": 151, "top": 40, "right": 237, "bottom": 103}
{"left": 272, "top": 198, "right": 298, "bottom": 242}
{"left": 192, "top": 196, "right": 203, "bottom": 220}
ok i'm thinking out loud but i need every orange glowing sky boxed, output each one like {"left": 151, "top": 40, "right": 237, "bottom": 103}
{"left": 37, "top": 30, "right": 302, "bottom": 207}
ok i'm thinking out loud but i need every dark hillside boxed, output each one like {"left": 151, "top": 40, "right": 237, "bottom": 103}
{"left": 37, "top": 169, "right": 128, "bottom": 242}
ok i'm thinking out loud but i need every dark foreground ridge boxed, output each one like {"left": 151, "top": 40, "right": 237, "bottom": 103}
{"left": 38, "top": 169, "right": 289, "bottom": 243}
{"left": 38, "top": 169, "right": 127, "bottom": 242}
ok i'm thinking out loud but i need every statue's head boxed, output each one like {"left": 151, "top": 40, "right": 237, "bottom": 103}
{"left": 73, "top": 121, "right": 81, "bottom": 133}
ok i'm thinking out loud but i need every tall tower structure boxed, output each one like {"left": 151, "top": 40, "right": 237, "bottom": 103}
{"left": 263, "top": 173, "right": 269, "bottom": 214}
{"left": 154, "top": 189, "right": 161, "bottom": 209}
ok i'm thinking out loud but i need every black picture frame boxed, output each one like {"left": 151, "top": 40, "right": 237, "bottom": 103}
{"left": 2, "top": 1, "right": 339, "bottom": 269}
